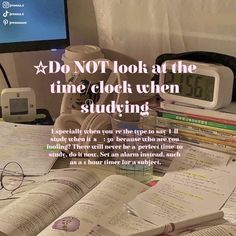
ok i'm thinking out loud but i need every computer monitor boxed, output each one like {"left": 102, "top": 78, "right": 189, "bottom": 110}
{"left": 0, "top": 0, "right": 69, "bottom": 53}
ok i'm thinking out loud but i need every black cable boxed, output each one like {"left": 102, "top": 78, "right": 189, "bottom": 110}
{"left": 0, "top": 63, "right": 11, "bottom": 88}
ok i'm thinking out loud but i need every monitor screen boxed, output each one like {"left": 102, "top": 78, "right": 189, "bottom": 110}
{"left": 0, "top": 0, "right": 69, "bottom": 53}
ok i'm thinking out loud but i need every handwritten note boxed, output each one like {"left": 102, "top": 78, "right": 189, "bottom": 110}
{"left": 128, "top": 145, "right": 236, "bottom": 225}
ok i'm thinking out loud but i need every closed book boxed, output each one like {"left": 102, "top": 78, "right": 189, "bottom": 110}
{"left": 160, "top": 101, "right": 236, "bottom": 123}
{"left": 155, "top": 116, "right": 236, "bottom": 138}
{"left": 160, "top": 111, "right": 236, "bottom": 131}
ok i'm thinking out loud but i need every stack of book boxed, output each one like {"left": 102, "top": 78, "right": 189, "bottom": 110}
{"left": 151, "top": 101, "right": 236, "bottom": 173}
{"left": 158, "top": 101, "right": 236, "bottom": 153}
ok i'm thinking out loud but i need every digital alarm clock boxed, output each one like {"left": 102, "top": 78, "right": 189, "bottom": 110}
{"left": 159, "top": 60, "right": 234, "bottom": 110}
{"left": 1, "top": 87, "right": 36, "bottom": 122}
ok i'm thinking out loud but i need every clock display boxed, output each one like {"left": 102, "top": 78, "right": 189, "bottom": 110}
{"left": 10, "top": 98, "right": 28, "bottom": 115}
{"left": 165, "top": 71, "right": 215, "bottom": 101}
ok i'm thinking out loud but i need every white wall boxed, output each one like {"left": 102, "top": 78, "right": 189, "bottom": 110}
{"left": 93, "top": 0, "right": 236, "bottom": 66}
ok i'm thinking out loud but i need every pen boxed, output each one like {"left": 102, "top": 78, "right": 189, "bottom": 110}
{"left": 128, "top": 211, "right": 224, "bottom": 236}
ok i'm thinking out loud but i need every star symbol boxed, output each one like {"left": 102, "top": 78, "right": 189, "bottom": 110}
{"left": 34, "top": 61, "right": 48, "bottom": 75}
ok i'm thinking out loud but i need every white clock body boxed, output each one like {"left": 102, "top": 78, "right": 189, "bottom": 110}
{"left": 159, "top": 60, "right": 234, "bottom": 110}
{"left": 1, "top": 87, "right": 36, "bottom": 122}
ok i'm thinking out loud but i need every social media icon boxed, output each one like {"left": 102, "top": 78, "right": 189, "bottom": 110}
{"left": 3, "top": 19, "right": 8, "bottom": 26}
{"left": 2, "top": 1, "right": 10, "bottom": 9}
{"left": 3, "top": 10, "right": 9, "bottom": 17}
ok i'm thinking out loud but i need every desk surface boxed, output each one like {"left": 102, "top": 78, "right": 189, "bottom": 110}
{"left": 0, "top": 108, "right": 53, "bottom": 125}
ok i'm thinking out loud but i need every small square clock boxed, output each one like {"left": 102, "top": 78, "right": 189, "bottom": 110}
{"left": 1, "top": 87, "right": 36, "bottom": 122}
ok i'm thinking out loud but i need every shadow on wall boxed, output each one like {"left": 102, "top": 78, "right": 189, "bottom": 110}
{"left": 68, "top": 0, "right": 99, "bottom": 45}
{"left": 12, "top": 0, "right": 99, "bottom": 119}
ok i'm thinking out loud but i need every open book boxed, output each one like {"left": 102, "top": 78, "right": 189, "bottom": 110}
{"left": 0, "top": 167, "right": 235, "bottom": 236}
{"left": 41, "top": 145, "right": 236, "bottom": 236}
{"left": 0, "top": 145, "right": 235, "bottom": 236}
{"left": 0, "top": 168, "right": 151, "bottom": 236}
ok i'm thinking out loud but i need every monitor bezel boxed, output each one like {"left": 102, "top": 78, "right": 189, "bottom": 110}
{"left": 0, "top": 0, "right": 70, "bottom": 53}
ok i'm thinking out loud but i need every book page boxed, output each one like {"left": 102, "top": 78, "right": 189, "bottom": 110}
{"left": 183, "top": 225, "right": 236, "bottom": 236}
{"left": 0, "top": 175, "right": 47, "bottom": 210}
{"left": 128, "top": 145, "right": 236, "bottom": 225}
{"left": 98, "top": 208, "right": 156, "bottom": 235}
{"left": 38, "top": 175, "right": 152, "bottom": 236}
{"left": 163, "top": 218, "right": 227, "bottom": 235}
{"left": 0, "top": 168, "right": 99, "bottom": 236}
{"left": 0, "top": 122, "right": 55, "bottom": 175}
{"left": 222, "top": 189, "right": 236, "bottom": 224}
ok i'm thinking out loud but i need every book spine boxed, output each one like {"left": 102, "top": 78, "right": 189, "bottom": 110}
{"left": 178, "top": 129, "right": 236, "bottom": 143}
{"left": 160, "top": 102, "right": 236, "bottom": 121}
{"left": 179, "top": 131, "right": 236, "bottom": 148}
{"left": 180, "top": 137, "right": 236, "bottom": 155}
{"left": 154, "top": 116, "right": 236, "bottom": 138}
{"left": 155, "top": 124, "right": 236, "bottom": 143}
{"left": 180, "top": 112, "right": 236, "bottom": 125}
{"left": 161, "top": 112, "right": 236, "bottom": 131}
{"left": 158, "top": 108, "right": 236, "bottom": 125}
